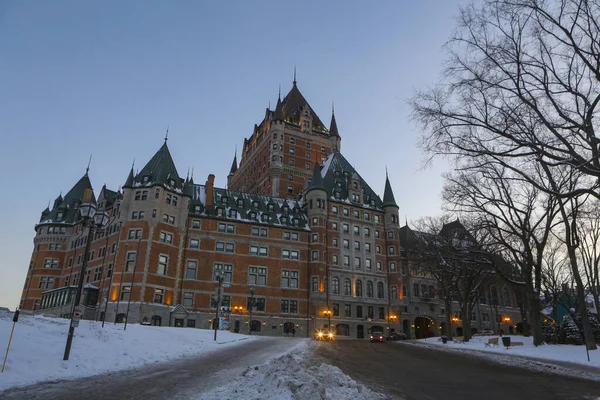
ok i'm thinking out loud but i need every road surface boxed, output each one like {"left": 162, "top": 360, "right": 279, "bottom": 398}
{"left": 316, "top": 340, "right": 600, "bottom": 400}
{"left": 0, "top": 337, "right": 297, "bottom": 400}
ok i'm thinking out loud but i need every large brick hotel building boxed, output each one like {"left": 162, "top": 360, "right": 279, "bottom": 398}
{"left": 19, "top": 79, "right": 405, "bottom": 338}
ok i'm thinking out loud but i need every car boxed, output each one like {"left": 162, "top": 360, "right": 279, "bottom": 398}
{"left": 370, "top": 332, "right": 385, "bottom": 342}
{"left": 386, "top": 332, "right": 407, "bottom": 341}
{"left": 315, "top": 330, "right": 334, "bottom": 341}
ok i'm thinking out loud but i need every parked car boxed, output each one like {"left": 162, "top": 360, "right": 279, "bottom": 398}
{"left": 370, "top": 332, "right": 385, "bottom": 343}
{"left": 315, "top": 330, "right": 334, "bottom": 341}
{"left": 473, "top": 329, "right": 495, "bottom": 336}
{"left": 386, "top": 332, "right": 407, "bottom": 341}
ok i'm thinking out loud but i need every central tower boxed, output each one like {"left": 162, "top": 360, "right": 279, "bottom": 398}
{"left": 227, "top": 79, "right": 341, "bottom": 198}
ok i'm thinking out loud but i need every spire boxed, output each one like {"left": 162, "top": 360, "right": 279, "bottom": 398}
{"left": 189, "top": 167, "right": 195, "bottom": 185}
{"left": 278, "top": 84, "right": 281, "bottom": 100}
{"left": 382, "top": 172, "right": 398, "bottom": 207}
{"left": 86, "top": 154, "right": 92, "bottom": 175}
{"left": 274, "top": 95, "right": 284, "bottom": 121}
{"left": 293, "top": 66, "right": 297, "bottom": 86}
{"left": 329, "top": 103, "right": 340, "bottom": 137}
{"left": 229, "top": 152, "right": 238, "bottom": 175}
{"left": 164, "top": 125, "right": 169, "bottom": 144}
{"left": 307, "top": 162, "right": 326, "bottom": 192}
{"left": 124, "top": 160, "right": 135, "bottom": 188}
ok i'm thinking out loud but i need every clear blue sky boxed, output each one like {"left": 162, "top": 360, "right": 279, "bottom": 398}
{"left": 0, "top": 0, "right": 468, "bottom": 308}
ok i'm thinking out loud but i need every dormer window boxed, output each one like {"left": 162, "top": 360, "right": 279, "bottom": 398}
{"left": 268, "top": 204, "right": 274, "bottom": 212}
{"left": 237, "top": 199, "right": 244, "bottom": 207}
{"left": 222, "top": 197, "right": 228, "bottom": 205}
{"left": 281, "top": 216, "right": 288, "bottom": 224}
{"left": 57, "top": 212, "right": 64, "bottom": 221}
{"left": 282, "top": 206, "right": 289, "bottom": 213}
{"left": 262, "top": 214, "right": 269, "bottom": 222}
{"left": 353, "top": 182, "right": 358, "bottom": 190}
{"left": 249, "top": 212, "right": 256, "bottom": 219}
{"left": 169, "top": 179, "right": 175, "bottom": 187}
{"left": 336, "top": 182, "right": 342, "bottom": 189}
{"left": 252, "top": 201, "right": 259, "bottom": 209}
{"left": 370, "top": 199, "right": 376, "bottom": 207}
{"left": 142, "top": 176, "right": 150, "bottom": 183}
{"left": 194, "top": 205, "right": 201, "bottom": 214}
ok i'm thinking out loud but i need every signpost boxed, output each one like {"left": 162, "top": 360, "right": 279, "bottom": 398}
{"left": 2, "top": 310, "right": 19, "bottom": 373}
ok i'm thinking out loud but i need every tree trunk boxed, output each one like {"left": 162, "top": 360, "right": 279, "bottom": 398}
{"left": 445, "top": 297, "right": 453, "bottom": 340}
{"left": 572, "top": 268, "right": 598, "bottom": 350}
{"left": 528, "top": 290, "right": 543, "bottom": 346}
{"left": 462, "top": 305, "right": 472, "bottom": 342}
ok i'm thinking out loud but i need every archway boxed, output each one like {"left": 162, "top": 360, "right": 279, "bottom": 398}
{"left": 414, "top": 315, "right": 436, "bottom": 339}
{"left": 151, "top": 315, "right": 162, "bottom": 326}
{"left": 250, "top": 320, "right": 261, "bottom": 332}
{"left": 336, "top": 324, "right": 350, "bottom": 336}
{"left": 357, "top": 325, "right": 364, "bottom": 339}
{"left": 234, "top": 320, "right": 240, "bottom": 333}
{"left": 402, "top": 319, "right": 411, "bottom": 339}
{"left": 283, "top": 322, "right": 294, "bottom": 335}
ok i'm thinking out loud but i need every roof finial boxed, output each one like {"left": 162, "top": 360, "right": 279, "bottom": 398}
{"left": 186, "top": 167, "right": 190, "bottom": 180}
{"left": 132, "top": 158, "right": 135, "bottom": 170}
{"left": 293, "top": 66, "right": 297, "bottom": 85}
{"left": 332, "top": 101, "right": 335, "bottom": 115}
{"left": 278, "top": 84, "right": 281, "bottom": 99}
{"left": 86, "top": 154, "right": 92, "bottom": 175}
{"left": 191, "top": 166, "right": 194, "bottom": 180}
{"left": 386, "top": 165, "right": 389, "bottom": 179}
{"left": 165, "top": 125, "right": 169, "bottom": 143}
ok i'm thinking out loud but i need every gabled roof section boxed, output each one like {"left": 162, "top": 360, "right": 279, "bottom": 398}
{"left": 133, "top": 142, "right": 184, "bottom": 192}
{"left": 279, "top": 83, "right": 327, "bottom": 132}
{"left": 123, "top": 166, "right": 134, "bottom": 188}
{"left": 190, "top": 185, "right": 309, "bottom": 230}
{"left": 229, "top": 154, "right": 238, "bottom": 175}
{"left": 382, "top": 174, "right": 398, "bottom": 207}
{"left": 318, "top": 151, "right": 384, "bottom": 209}
{"left": 39, "top": 172, "right": 96, "bottom": 225}
{"left": 439, "top": 219, "right": 476, "bottom": 244}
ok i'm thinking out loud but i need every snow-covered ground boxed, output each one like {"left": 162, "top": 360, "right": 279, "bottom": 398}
{"left": 0, "top": 311, "right": 255, "bottom": 391}
{"left": 198, "top": 340, "right": 386, "bottom": 400}
{"left": 0, "top": 311, "right": 385, "bottom": 399}
{"left": 411, "top": 335, "right": 600, "bottom": 376}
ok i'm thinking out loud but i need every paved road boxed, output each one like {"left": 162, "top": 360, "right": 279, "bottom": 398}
{"left": 0, "top": 337, "right": 298, "bottom": 400}
{"left": 316, "top": 340, "right": 600, "bottom": 400}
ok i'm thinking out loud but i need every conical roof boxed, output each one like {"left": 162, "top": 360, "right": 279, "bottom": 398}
{"left": 135, "top": 142, "right": 183, "bottom": 189}
{"left": 229, "top": 154, "right": 238, "bottom": 175}
{"left": 329, "top": 110, "right": 340, "bottom": 137}
{"left": 382, "top": 174, "right": 398, "bottom": 207}
{"left": 307, "top": 162, "right": 326, "bottom": 192}
{"left": 123, "top": 166, "right": 134, "bottom": 188}
{"left": 40, "top": 172, "right": 96, "bottom": 224}
{"left": 273, "top": 96, "right": 284, "bottom": 121}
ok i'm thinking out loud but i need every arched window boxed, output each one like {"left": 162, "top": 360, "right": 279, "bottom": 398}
{"left": 332, "top": 277, "right": 339, "bottom": 295}
{"left": 344, "top": 279, "right": 351, "bottom": 296}
{"left": 377, "top": 282, "right": 384, "bottom": 299}
{"left": 366, "top": 281, "right": 374, "bottom": 298}
{"left": 502, "top": 286, "right": 511, "bottom": 307}
{"left": 356, "top": 280, "right": 363, "bottom": 297}
{"left": 490, "top": 286, "right": 499, "bottom": 306}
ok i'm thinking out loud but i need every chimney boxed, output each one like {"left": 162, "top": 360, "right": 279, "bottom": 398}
{"left": 206, "top": 174, "right": 215, "bottom": 208}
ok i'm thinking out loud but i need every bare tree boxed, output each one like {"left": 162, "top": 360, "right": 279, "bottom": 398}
{"left": 442, "top": 160, "right": 560, "bottom": 345}
{"left": 577, "top": 201, "right": 600, "bottom": 314}
{"left": 411, "top": 0, "right": 600, "bottom": 350}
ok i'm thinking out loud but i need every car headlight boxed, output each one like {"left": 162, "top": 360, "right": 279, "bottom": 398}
{"left": 317, "top": 332, "right": 323, "bottom": 337}
{"left": 328, "top": 333, "right": 333, "bottom": 338}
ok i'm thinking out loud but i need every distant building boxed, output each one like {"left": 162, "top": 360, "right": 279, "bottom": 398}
{"left": 20, "top": 80, "right": 404, "bottom": 338}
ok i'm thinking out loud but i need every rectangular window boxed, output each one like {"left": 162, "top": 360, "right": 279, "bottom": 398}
{"left": 107, "top": 263, "right": 113, "bottom": 278}
{"left": 354, "top": 257, "right": 361, "bottom": 268}
{"left": 259, "top": 246, "right": 267, "bottom": 256}
{"left": 281, "top": 270, "right": 299, "bottom": 288}
{"left": 343, "top": 224, "right": 349, "bottom": 233}
{"left": 159, "top": 232, "right": 173, "bottom": 244}
{"left": 125, "top": 252, "right": 136, "bottom": 272}
{"left": 153, "top": 288, "right": 164, "bottom": 303}
{"left": 368, "top": 306, "right": 374, "bottom": 319}
{"left": 216, "top": 242, "right": 225, "bottom": 252}
{"left": 365, "top": 243, "right": 371, "bottom": 252}
{"left": 185, "top": 260, "right": 197, "bottom": 280}
{"left": 332, "top": 205, "right": 338, "bottom": 215}
{"left": 332, "top": 222, "right": 338, "bottom": 231}
{"left": 365, "top": 258, "right": 372, "bottom": 269}
{"left": 353, "top": 226, "right": 360, "bottom": 235}
{"left": 332, "top": 254, "right": 338, "bottom": 265}
{"left": 291, "top": 250, "right": 299, "bottom": 259}
{"left": 190, "top": 239, "right": 199, "bottom": 249}
{"left": 192, "top": 220, "right": 201, "bottom": 229}
{"left": 169, "top": 215, "right": 175, "bottom": 224}
{"left": 38, "top": 276, "right": 55, "bottom": 289}
{"left": 343, "top": 239, "right": 349, "bottom": 249}
{"left": 343, "top": 208, "right": 349, "bottom": 216}
{"left": 312, "top": 250, "right": 318, "bottom": 261}
{"left": 157, "top": 255, "right": 168, "bottom": 275}
{"left": 388, "top": 231, "right": 394, "bottom": 240}
{"left": 183, "top": 292, "right": 194, "bottom": 308}
{"left": 211, "top": 294, "right": 231, "bottom": 308}
{"left": 377, "top": 261, "right": 382, "bottom": 271}
{"left": 280, "top": 299, "right": 289, "bottom": 313}
{"left": 378, "top": 307, "right": 385, "bottom": 319}
{"left": 120, "top": 286, "right": 131, "bottom": 301}
{"left": 389, "top": 262, "right": 396, "bottom": 272}
{"left": 354, "top": 241, "right": 360, "bottom": 251}
{"left": 345, "top": 304, "right": 351, "bottom": 317}
{"left": 282, "top": 249, "right": 290, "bottom": 259}
{"left": 376, "top": 246, "right": 381, "bottom": 254}
{"left": 343, "top": 255, "right": 349, "bottom": 266}
{"left": 388, "top": 247, "right": 395, "bottom": 255}
{"left": 213, "top": 263, "right": 233, "bottom": 282}
{"left": 248, "top": 266, "right": 267, "bottom": 286}
{"left": 333, "top": 303, "right": 340, "bottom": 317}
{"left": 93, "top": 267, "right": 102, "bottom": 281}
{"left": 247, "top": 297, "right": 265, "bottom": 312}
{"left": 357, "top": 306, "right": 363, "bottom": 319}
{"left": 311, "top": 276, "right": 319, "bottom": 292}
{"left": 43, "top": 258, "right": 59, "bottom": 269}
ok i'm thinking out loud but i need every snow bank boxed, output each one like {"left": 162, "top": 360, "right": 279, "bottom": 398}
{"left": 0, "top": 311, "right": 256, "bottom": 392}
{"left": 413, "top": 335, "right": 600, "bottom": 372}
{"left": 199, "top": 341, "right": 387, "bottom": 400}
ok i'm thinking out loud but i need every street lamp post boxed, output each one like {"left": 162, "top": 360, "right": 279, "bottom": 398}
{"left": 248, "top": 286, "right": 255, "bottom": 335}
{"left": 213, "top": 271, "right": 223, "bottom": 341}
{"left": 324, "top": 310, "right": 331, "bottom": 334}
{"left": 63, "top": 201, "right": 109, "bottom": 361}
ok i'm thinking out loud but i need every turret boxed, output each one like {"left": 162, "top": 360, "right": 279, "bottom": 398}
{"left": 328, "top": 105, "right": 341, "bottom": 151}
{"left": 305, "top": 162, "right": 328, "bottom": 219}
{"left": 382, "top": 172, "right": 399, "bottom": 229}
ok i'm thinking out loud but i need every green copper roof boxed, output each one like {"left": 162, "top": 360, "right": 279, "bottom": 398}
{"left": 382, "top": 174, "right": 398, "bottom": 207}
{"left": 133, "top": 142, "right": 184, "bottom": 191}
{"left": 39, "top": 172, "right": 95, "bottom": 225}
{"left": 307, "top": 162, "right": 326, "bottom": 192}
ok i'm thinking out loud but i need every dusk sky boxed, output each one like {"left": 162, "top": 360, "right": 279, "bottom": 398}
{"left": 0, "top": 1, "right": 468, "bottom": 308}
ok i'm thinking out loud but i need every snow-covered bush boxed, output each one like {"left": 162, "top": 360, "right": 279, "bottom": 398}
{"left": 541, "top": 320, "right": 559, "bottom": 344}
{"left": 559, "top": 314, "right": 583, "bottom": 345}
